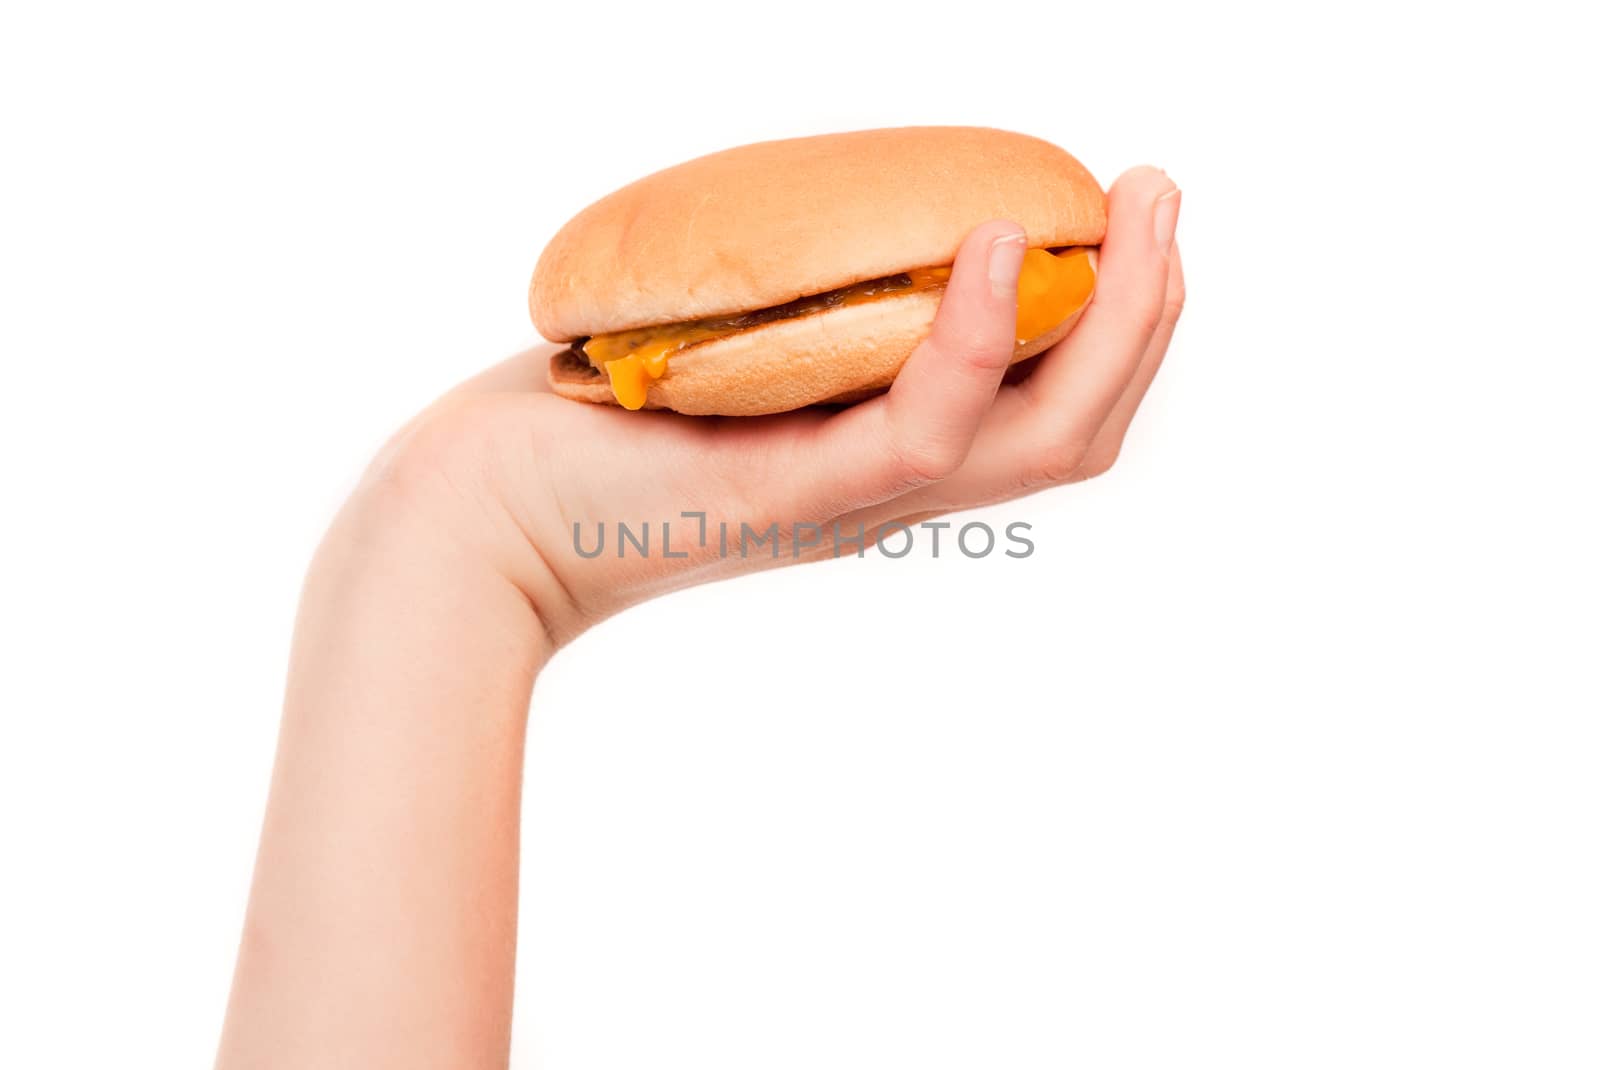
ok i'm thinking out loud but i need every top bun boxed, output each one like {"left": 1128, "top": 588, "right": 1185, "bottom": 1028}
{"left": 530, "top": 126, "right": 1106, "bottom": 341}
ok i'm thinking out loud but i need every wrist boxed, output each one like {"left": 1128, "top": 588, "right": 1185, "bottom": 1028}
{"left": 353, "top": 392, "right": 586, "bottom": 653}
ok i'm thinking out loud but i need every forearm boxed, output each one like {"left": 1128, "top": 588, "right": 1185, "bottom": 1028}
{"left": 217, "top": 466, "right": 550, "bottom": 1068}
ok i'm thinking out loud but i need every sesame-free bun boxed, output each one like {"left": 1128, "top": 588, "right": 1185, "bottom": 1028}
{"left": 530, "top": 126, "right": 1106, "bottom": 415}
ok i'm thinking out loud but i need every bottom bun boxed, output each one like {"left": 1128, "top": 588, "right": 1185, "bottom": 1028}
{"left": 548, "top": 277, "right": 1092, "bottom": 417}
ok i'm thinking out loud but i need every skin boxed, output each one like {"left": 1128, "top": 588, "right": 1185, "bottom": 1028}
{"left": 215, "top": 166, "right": 1184, "bottom": 1068}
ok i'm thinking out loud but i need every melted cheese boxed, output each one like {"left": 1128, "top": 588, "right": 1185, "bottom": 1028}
{"left": 1015, "top": 247, "right": 1096, "bottom": 343}
{"left": 588, "top": 248, "right": 1095, "bottom": 410}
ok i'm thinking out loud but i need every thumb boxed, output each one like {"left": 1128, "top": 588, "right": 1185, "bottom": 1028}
{"left": 882, "top": 220, "right": 1026, "bottom": 481}
{"left": 781, "top": 220, "right": 1026, "bottom": 518}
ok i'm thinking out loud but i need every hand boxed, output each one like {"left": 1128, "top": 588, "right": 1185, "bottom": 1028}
{"left": 217, "top": 165, "right": 1182, "bottom": 1067}
{"left": 374, "top": 166, "right": 1185, "bottom": 646}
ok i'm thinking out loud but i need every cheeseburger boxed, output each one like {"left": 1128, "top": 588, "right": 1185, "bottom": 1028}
{"left": 530, "top": 126, "right": 1106, "bottom": 416}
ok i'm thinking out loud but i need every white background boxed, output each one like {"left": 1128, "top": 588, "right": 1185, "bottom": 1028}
{"left": 2, "top": 2, "right": 1596, "bottom": 1067}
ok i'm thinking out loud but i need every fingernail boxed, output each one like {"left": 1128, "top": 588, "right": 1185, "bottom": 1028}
{"left": 1153, "top": 188, "right": 1181, "bottom": 255}
{"left": 987, "top": 231, "right": 1027, "bottom": 296}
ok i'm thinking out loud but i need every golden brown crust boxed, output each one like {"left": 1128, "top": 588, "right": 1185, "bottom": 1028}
{"left": 546, "top": 285, "right": 1087, "bottom": 417}
{"left": 530, "top": 127, "right": 1105, "bottom": 341}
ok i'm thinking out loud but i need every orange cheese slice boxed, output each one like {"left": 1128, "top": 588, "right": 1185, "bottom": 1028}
{"left": 590, "top": 248, "right": 1095, "bottom": 410}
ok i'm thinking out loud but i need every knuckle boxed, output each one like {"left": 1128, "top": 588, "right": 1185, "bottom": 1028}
{"left": 890, "top": 432, "right": 964, "bottom": 486}
{"left": 880, "top": 406, "right": 964, "bottom": 489}
{"left": 1161, "top": 280, "right": 1187, "bottom": 327}
{"left": 1028, "top": 436, "right": 1094, "bottom": 488}
{"left": 1133, "top": 294, "right": 1167, "bottom": 336}
{"left": 1098, "top": 289, "right": 1165, "bottom": 337}
{"left": 938, "top": 331, "right": 1009, "bottom": 375}
{"left": 1075, "top": 441, "right": 1122, "bottom": 482}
